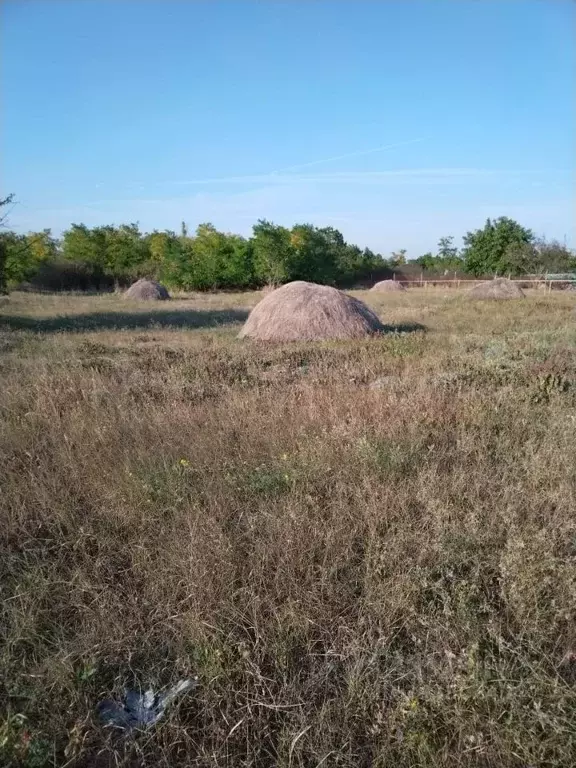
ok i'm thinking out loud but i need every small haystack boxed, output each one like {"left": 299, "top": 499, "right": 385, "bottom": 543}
{"left": 467, "top": 277, "right": 525, "bottom": 300}
{"left": 370, "top": 279, "right": 406, "bottom": 292}
{"left": 238, "top": 281, "right": 384, "bottom": 342}
{"left": 124, "top": 278, "right": 170, "bottom": 301}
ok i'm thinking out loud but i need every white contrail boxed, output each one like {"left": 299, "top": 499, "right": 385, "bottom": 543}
{"left": 149, "top": 137, "right": 426, "bottom": 186}
{"left": 272, "top": 138, "right": 424, "bottom": 174}
{"left": 163, "top": 166, "right": 488, "bottom": 186}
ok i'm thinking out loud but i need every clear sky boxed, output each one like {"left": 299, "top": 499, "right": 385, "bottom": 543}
{"left": 2, "top": 0, "right": 574, "bottom": 256}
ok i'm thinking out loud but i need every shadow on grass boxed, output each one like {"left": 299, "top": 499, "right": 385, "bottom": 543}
{"left": 381, "top": 322, "right": 427, "bottom": 334}
{"left": 0, "top": 308, "right": 250, "bottom": 334}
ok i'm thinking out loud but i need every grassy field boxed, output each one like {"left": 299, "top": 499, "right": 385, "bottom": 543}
{"left": 1, "top": 288, "right": 576, "bottom": 767}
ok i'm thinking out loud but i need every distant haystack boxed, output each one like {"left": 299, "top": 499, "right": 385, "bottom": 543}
{"left": 467, "top": 278, "right": 525, "bottom": 300}
{"left": 238, "top": 281, "right": 384, "bottom": 342}
{"left": 124, "top": 279, "right": 170, "bottom": 301}
{"left": 370, "top": 279, "right": 406, "bottom": 292}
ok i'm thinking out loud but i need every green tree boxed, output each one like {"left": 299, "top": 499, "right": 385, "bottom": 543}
{"left": 390, "top": 248, "right": 407, "bottom": 266}
{"left": 62, "top": 224, "right": 107, "bottom": 269}
{"left": 143, "top": 230, "right": 183, "bottom": 282}
{"left": 147, "top": 230, "right": 177, "bottom": 267}
{"left": 192, "top": 223, "right": 231, "bottom": 288}
{"left": 0, "top": 232, "right": 27, "bottom": 286}
{"left": 101, "top": 223, "right": 149, "bottom": 279}
{"left": 26, "top": 229, "right": 58, "bottom": 264}
{"left": 505, "top": 237, "right": 575, "bottom": 275}
{"left": 462, "top": 217, "right": 534, "bottom": 276}
{"left": 188, "top": 223, "right": 248, "bottom": 289}
{"left": 0, "top": 228, "right": 57, "bottom": 286}
{"left": 217, "top": 235, "right": 254, "bottom": 289}
{"left": 437, "top": 235, "right": 460, "bottom": 263}
{"left": 337, "top": 243, "right": 384, "bottom": 284}
{"left": 0, "top": 194, "right": 15, "bottom": 292}
{"left": 360, "top": 247, "right": 383, "bottom": 272}
{"left": 288, "top": 224, "right": 339, "bottom": 284}
{"left": 251, "top": 220, "right": 295, "bottom": 285}
{"left": 159, "top": 234, "right": 196, "bottom": 289}
{"left": 61, "top": 223, "right": 151, "bottom": 284}
{"left": 415, "top": 252, "right": 435, "bottom": 270}
{"left": 162, "top": 223, "right": 253, "bottom": 290}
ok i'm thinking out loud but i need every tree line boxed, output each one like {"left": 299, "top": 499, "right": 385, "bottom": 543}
{"left": 0, "top": 220, "right": 387, "bottom": 292}
{"left": 0, "top": 209, "right": 574, "bottom": 293}
{"left": 416, "top": 218, "right": 574, "bottom": 277}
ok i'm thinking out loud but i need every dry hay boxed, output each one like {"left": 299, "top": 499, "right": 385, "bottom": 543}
{"left": 238, "top": 281, "right": 384, "bottom": 341}
{"left": 467, "top": 277, "right": 525, "bottom": 300}
{"left": 124, "top": 279, "right": 170, "bottom": 301}
{"left": 370, "top": 279, "right": 406, "bottom": 292}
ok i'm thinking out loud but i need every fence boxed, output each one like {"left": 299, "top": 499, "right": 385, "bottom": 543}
{"left": 390, "top": 276, "right": 575, "bottom": 291}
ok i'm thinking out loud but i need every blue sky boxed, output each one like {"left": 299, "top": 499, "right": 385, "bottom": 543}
{"left": 2, "top": 0, "right": 574, "bottom": 256}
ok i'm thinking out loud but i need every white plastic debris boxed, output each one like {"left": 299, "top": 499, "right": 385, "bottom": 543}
{"left": 98, "top": 678, "right": 197, "bottom": 731}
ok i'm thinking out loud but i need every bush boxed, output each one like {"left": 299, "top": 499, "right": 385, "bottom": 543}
{"left": 24, "top": 259, "right": 115, "bottom": 292}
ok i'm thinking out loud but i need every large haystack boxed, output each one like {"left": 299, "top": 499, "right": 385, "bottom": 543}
{"left": 124, "top": 278, "right": 170, "bottom": 300}
{"left": 238, "top": 281, "right": 384, "bottom": 342}
{"left": 467, "top": 278, "right": 525, "bottom": 300}
{"left": 370, "top": 279, "right": 406, "bottom": 292}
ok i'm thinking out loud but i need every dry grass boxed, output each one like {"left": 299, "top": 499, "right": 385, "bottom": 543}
{"left": 1, "top": 288, "right": 576, "bottom": 767}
